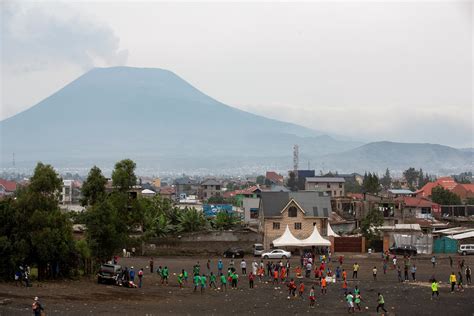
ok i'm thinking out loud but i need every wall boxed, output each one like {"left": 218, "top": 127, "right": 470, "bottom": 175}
{"left": 333, "top": 237, "right": 365, "bottom": 252}
{"left": 243, "top": 197, "right": 260, "bottom": 225}
{"left": 145, "top": 230, "right": 262, "bottom": 256}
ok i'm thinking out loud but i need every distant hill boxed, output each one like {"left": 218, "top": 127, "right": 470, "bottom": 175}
{"left": 0, "top": 67, "right": 361, "bottom": 172}
{"left": 0, "top": 67, "right": 471, "bottom": 174}
{"left": 317, "top": 141, "right": 473, "bottom": 174}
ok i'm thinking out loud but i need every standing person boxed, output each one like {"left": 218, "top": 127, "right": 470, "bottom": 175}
{"left": 178, "top": 270, "right": 184, "bottom": 288}
{"left": 457, "top": 271, "right": 464, "bottom": 292}
{"left": 138, "top": 268, "right": 144, "bottom": 288}
{"left": 397, "top": 265, "right": 403, "bottom": 283}
{"left": 288, "top": 278, "right": 297, "bottom": 297}
{"left": 392, "top": 256, "right": 397, "bottom": 269}
{"left": 339, "top": 255, "right": 344, "bottom": 266}
{"left": 217, "top": 259, "right": 224, "bottom": 276}
{"left": 209, "top": 272, "right": 217, "bottom": 289}
{"left": 149, "top": 258, "right": 154, "bottom": 273}
{"left": 241, "top": 259, "right": 247, "bottom": 275}
{"left": 267, "top": 261, "right": 272, "bottom": 277}
{"left": 183, "top": 269, "right": 189, "bottom": 285}
{"left": 449, "top": 256, "right": 453, "bottom": 268}
{"left": 273, "top": 268, "right": 279, "bottom": 285}
{"left": 342, "top": 279, "right": 348, "bottom": 296}
{"left": 305, "top": 261, "right": 312, "bottom": 278}
{"left": 404, "top": 264, "right": 409, "bottom": 281}
{"left": 321, "top": 276, "right": 327, "bottom": 294}
{"left": 342, "top": 269, "right": 347, "bottom": 281}
{"left": 353, "top": 262, "right": 360, "bottom": 279}
{"left": 156, "top": 266, "right": 162, "bottom": 282}
{"left": 354, "top": 287, "right": 362, "bottom": 312}
{"left": 129, "top": 266, "right": 135, "bottom": 283}
{"left": 383, "top": 260, "right": 387, "bottom": 275}
{"left": 376, "top": 293, "right": 387, "bottom": 313}
{"left": 431, "top": 256, "right": 436, "bottom": 268}
{"left": 200, "top": 274, "right": 207, "bottom": 294}
{"left": 431, "top": 279, "right": 439, "bottom": 300}
{"left": 309, "top": 286, "right": 316, "bottom": 308}
{"left": 248, "top": 272, "right": 255, "bottom": 289}
{"left": 346, "top": 292, "right": 355, "bottom": 314}
{"left": 372, "top": 266, "right": 377, "bottom": 281}
{"left": 162, "top": 266, "right": 169, "bottom": 285}
{"left": 252, "top": 260, "right": 258, "bottom": 276}
{"left": 280, "top": 266, "right": 287, "bottom": 282}
{"left": 193, "top": 273, "right": 200, "bottom": 292}
{"left": 298, "top": 281, "right": 305, "bottom": 298}
{"left": 231, "top": 271, "right": 239, "bottom": 289}
{"left": 206, "top": 259, "right": 211, "bottom": 274}
{"left": 193, "top": 261, "right": 200, "bottom": 276}
{"left": 257, "top": 265, "right": 265, "bottom": 282}
{"left": 220, "top": 273, "right": 227, "bottom": 291}
{"left": 411, "top": 264, "right": 417, "bottom": 281}
{"left": 335, "top": 266, "right": 341, "bottom": 281}
{"left": 449, "top": 272, "right": 457, "bottom": 293}
{"left": 465, "top": 266, "right": 471, "bottom": 285}
{"left": 32, "top": 297, "right": 43, "bottom": 316}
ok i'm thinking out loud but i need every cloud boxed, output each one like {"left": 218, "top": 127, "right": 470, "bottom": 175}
{"left": 1, "top": 0, "right": 128, "bottom": 73}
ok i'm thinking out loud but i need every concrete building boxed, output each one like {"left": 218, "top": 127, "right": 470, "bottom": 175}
{"left": 0, "top": 179, "right": 17, "bottom": 197}
{"left": 174, "top": 177, "right": 199, "bottom": 199}
{"left": 242, "top": 197, "right": 260, "bottom": 226}
{"left": 259, "top": 191, "right": 331, "bottom": 249}
{"left": 199, "top": 178, "right": 222, "bottom": 200}
{"left": 305, "top": 177, "right": 345, "bottom": 197}
{"left": 60, "top": 180, "right": 82, "bottom": 205}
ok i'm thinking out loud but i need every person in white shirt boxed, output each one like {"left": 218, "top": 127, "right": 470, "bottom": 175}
{"left": 241, "top": 259, "right": 247, "bottom": 275}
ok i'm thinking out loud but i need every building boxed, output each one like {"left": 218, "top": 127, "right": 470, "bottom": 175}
{"left": 152, "top": 178, "right": 161, "bottom": 188}
{"left": 265, "top": 171, "right": 284, "bottom": 185}
{"left": 394, "top": 196, "right": 440, "bottom": 220}
{"left": 259, "top": 191, "right": 331, "bottom": 249}
{"left": 158, "top": 186, "right": 176, "bottom": 201}
{"left": 60, "top": 180, "right": 82, "bottom": 205}
{"left": 0, "top": 179, "right": 17, "bottom": 197}
{"left": 223, "top": 185, "right": 261, "bottom": 206}
{"left": 199, "top": 178, "right": 222, "bottom": 200}
{"left": 174, "top": 177, "right": 199, "bottom": 199}
{"left": 242, "top": 197, "right": 260, "bottom": 226}
{"left": 415, "top": 177, "right": 457, "bottom": 198}
{"left": 297, "top": 170, "right": 315, "bottom": 190}
{"left": 305, "top": 177, "right": 345, "bottom": 197}
{"left": 385, "top": 189, "right": 414, "bottom": 199}
{"left": 451, "top": 183, "right": 474, "bottom": 202}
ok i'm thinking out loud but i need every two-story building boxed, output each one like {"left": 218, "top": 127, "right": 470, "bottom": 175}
{"left": 199, "top": 178, "right": 222, "bottom": 201}
{"left": 305, "top": 177, "right": 345, "bottom": 197}
{"left": 259, "top": 191, "right": 331, "bottom": 249}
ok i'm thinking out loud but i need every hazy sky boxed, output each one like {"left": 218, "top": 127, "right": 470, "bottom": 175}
{"left": 1, "top": 0, "right": 472, "bottom": 147}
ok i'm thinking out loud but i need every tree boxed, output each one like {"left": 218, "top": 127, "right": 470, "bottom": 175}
{"left": 465, "top": 197, "right": 474, "bottom": 205}
{"left": 286, "top": 171, "right": 298, "bottom": 191}
{"left": 81, "top": 166, "right": 107, "bottom": 206}
{"left": 380, "top": 168, "right": 392, "bottom": 189}
{"left": 360, "top": 208, "right": 384, "bottom": 247}
{"left": 431, "top": 186, "right": 461, "bottom": 205}
{"left": 84, "top": 199, "right": 126, "bottom": 263}
{"left": 403, "top": 167, "right": 419, "bottom": 190}
{"left": 112, "top": 159, "right": 137, "bottom": 191}
{"left": 362, "top": 173, "right": 380, "bottom": 194}
{"left": 178, "top": 207, "right": 208, "bottom": 232}
{"left": 256, "top": 175, "right": 265, "bottom": 185}
{"left": 2, "top": 163, "right": 77, "bottom": 280}
{"left": 345, "top": 176, "right": 362, "bottom": 193}
{"left": 212, "top": 212, "right": 239, "bottom": 230}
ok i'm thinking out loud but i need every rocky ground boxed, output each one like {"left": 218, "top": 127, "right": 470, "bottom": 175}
{"left": 1, "top": 253, "right": 473, "bottom": 315}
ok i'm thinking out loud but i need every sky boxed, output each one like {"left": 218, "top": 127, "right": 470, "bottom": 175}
{"left": 1, "top": 0, "right": 472, "bottom": 147}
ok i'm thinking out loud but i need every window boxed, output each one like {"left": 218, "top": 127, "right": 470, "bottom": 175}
{"left": 340, "top": 191, "right": 343, "bottom": 196}
{"left": 333, "top": 190, "right": 336, "bottom": 196}
{"left": 327, "top": 183, "right": 331, "bottom": 188}
{"left": 273, "top": 222, "right": 280, "bottom": 230}
{"left": 250, "top": 208, "right": 259, "bottom": 219}
{"left": 339, "top": 183, "right": 343, "bottom": 188}
{"left": 295, "top": 222, "right": 302, "bottom": 230}
{"left": 288, "top": 206, "right": 297, "bottom": 217}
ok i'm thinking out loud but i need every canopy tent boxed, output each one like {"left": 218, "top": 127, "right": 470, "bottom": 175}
{"left": 272, "top": 225, "right": 303, "bottom": 247}
{"left": 327, "top": 223, "right": 340, "bottom": 237}
{"left": 299, "top": 224, "right": 332, "bottom": 246}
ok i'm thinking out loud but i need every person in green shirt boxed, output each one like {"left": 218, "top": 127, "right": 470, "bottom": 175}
{"left": 209, "top": 272, "right": 217, "bottom": 289}
{"left": 183, "top": 270, "right": 188, "bottom": 285}
{"left": 231, "top": 272, "right": 239, "bottom": 289}
{"left": 193, "top": 274, "right": 201, "bottom": 292}
{"left": 200, "top": 274, "right": 207, "bottom": 294}
{"left": 177, "top": 271, "right": 184, "bottom": 288}
{"left": 376, "top": 293, "right": 387, "bottom": 313}
{"left": 193, "top": 262, "right": 200, "bottom": 276}
{"left": 431, "top": 279, "right": 439, "bottom": 299}
{"left": 346, "top": 292, "right": 354, "bottom": 313}
{"left": 220, "top": 273, "right": 227, "bottom": 291}
{"left": 161, "top": 266, "right": 169, "bottom": 285}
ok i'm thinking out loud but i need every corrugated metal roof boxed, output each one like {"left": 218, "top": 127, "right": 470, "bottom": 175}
{"left": 306, "top": 177, "right": 345, "bottom": 183}
{"left": 448, "top": 231, "right": 474, "bottom": 240}
{"left": 388, "top": 189, "right": 414, "bottom": 194}
{"left": 260, "top": 191, "right": 331, "bottom": 218}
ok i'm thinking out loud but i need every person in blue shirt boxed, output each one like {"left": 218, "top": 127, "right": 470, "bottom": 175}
{"left": 129, "top": 267, "right": 135, "bottom": 282}
{"left": 218, "top": 259, "right": 224, "bottom": 275}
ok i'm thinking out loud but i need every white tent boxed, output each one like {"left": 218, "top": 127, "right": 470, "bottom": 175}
{"left": 327, "top": 223, "right": 340, "bottom": 237}
{"left": 300, "top": 224, "right": 331, "bottom": 246}
{"left": 272, "top": 225, "right": 303, "bottom": 247}
{"left": 141, "top": 189, "right": 156, "bottom": 195}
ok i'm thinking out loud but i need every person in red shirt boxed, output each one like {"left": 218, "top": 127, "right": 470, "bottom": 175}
{"left": 309, "top": 286, "right": 316, "bottom": 307}
{"left": 280, "top": 267, "right": 287, "bottom": 282}
{"left": 298, "top": 281, "right": 305, "bottom": 298}
{"left": 321, "top": 277, "right": 327, "bottom": 294}
{"left": 288, "top": 278, "right": 297, "bottom": 297}
{"left": 248, "top": 272, "right": 255, "bottom": 288}
{"left": 342, "top": 269, "right": 347, "bottom": 281}
{"left": 342, "top": 279, "right": 348, "bottom": 295}
{"left": 273, "top": 269, "right": 279, "bottom": 285}
{"left": 339, "top": 255, "right": 344, "bottom": 265}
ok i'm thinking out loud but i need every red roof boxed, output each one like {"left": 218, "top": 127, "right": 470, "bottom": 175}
{"left": 266, "top": 171, "right": 283, "bottom": 183}
{"left": 455, "top": 183, "right": 474, "bottom": 193}
{"left": 0, "top": 179, "right": 17, "bottom": 192}
{"left": 347, "top": 193, "right": 364, "bottom": 200}
{"left": 159, "top": 186, "right": 175, "bottom": 195}
{"left": 415, "top": 177, "right": 457, "bottom": 197}
{"left": 398, "top": 196, "right": 439, "bottom": 208}
{"left": 223, "top": 185, "right": 260, "bottom": 198}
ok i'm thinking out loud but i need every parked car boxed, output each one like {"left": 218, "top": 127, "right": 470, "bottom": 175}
{"left": 253, "top": 243, "right": 264, "bottom": 256}
{"left": 389, "top": 245, "right": 417, "bottom": 256}
{"left": 261, "top": 249, "right": 291, "bottom": 259}
{"left": 458, "top": 244, "right": 474, "bottom": 256}
{"left": 97, "top": 263, "right": 122, "bottom": 284}
{"left": 223, "top": 247, "right": 244, "bottom": 258}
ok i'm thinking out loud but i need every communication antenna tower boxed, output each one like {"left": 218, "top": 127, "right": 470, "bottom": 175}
{"left": 293, "top": 144, "right": 299, "bottom": 177}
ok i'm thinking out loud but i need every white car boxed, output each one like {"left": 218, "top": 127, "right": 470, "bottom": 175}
{"left": 261, "top": 249, "right": 291, "bottom": 259}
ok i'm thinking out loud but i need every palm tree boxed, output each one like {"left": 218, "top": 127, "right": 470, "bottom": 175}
{"left": 178, "top": 207, "right": 208, "bottom": 232}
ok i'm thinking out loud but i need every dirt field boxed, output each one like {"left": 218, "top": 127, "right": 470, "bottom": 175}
{"left": 1, "top": 253, "right": 473, "bottom": 315}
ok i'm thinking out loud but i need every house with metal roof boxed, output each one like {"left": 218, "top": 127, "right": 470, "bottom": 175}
{"left": 199, "top": 178, "right": 222, "bottom": 201}
{"left": 259, "top": 191, "right": 331, "bottom": 249}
